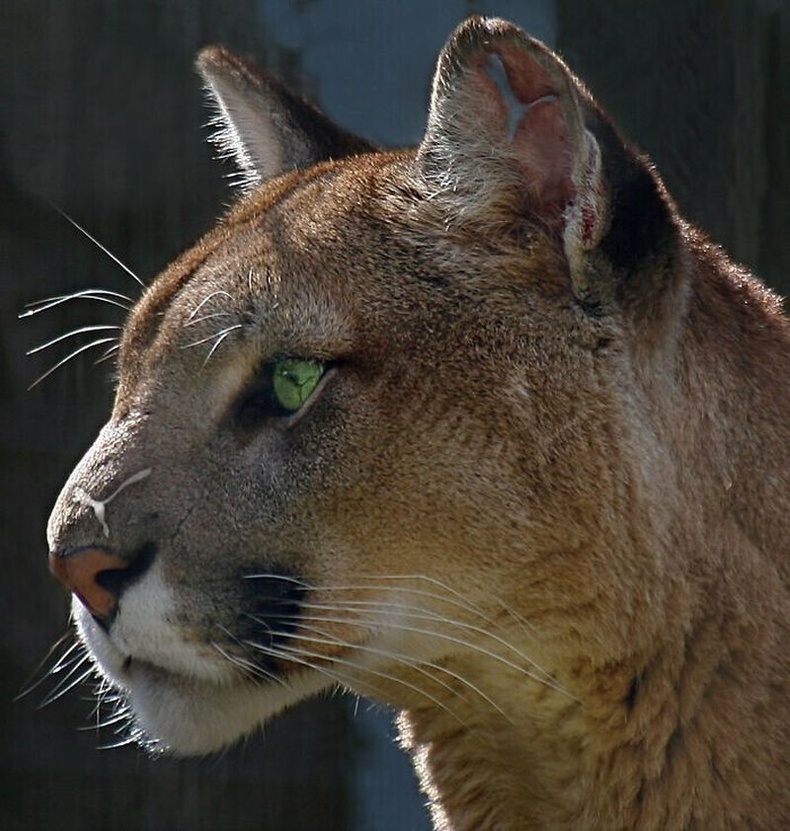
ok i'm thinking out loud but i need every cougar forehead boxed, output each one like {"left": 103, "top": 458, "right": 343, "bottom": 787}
{"left": 116, "top": 161, "right": 369, "bottom": 407}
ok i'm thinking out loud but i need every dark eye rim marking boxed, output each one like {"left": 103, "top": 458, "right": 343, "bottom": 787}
{"left": 231, "top": 357, "right": 337, "bottom": 432}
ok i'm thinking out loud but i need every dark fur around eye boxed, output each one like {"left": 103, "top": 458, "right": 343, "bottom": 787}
{"left": 231, "top": 366, "right": 291, "bottom": 430}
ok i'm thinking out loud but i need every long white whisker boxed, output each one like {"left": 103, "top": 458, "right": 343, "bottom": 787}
{"left": 97, "top": 733, "right": 138, "bottom": 751}
{"left": 246, "top": 637, "right": 469, "bottom": 728}
{"left": 39, "top": 663, "right": 95, "bottom": 709}
{"left": 339, "top": 574, "right": 561, "bottom": 692}
{"left": 377, "top": 573, "right": 541, "bottom": 635}
{"left": 184, "top": 311, "right": 234, "bottom": 328}
{"left": 240, "top": 638, "right": 348, "bottom": 690}
{"left": 292, "top": 603, "right": 574, "bottom": 701}
{"left": 47, "top": 200, "right": 145, "bottom": 288}
{"left": 212, "top": 627, "right": 290, "bottom": 688}
{"left": 242, "top": 574, "right": 310, "bottom": 588}
{"left": 181, "top": 323, "right": 242, "bottom": 351}
{"left": 319, "top": 647, "right": 470, "bottom": 728}
{"left": 316, "top": 585, "right": 515, "bottom": 643}
{"left": 186, "top": 290, "right": 234, "bottom": 323}
{"left": 202, "top": 325, "right": 241, "bottom": 366}
{"left": 27, "top": 324, "right": 122, "bottom": 355}
{"left": 211, "top": 641, "right": 286, "bottom": 686}
{"left": 95, "top": 343, "right": 120, "bottom": 365}
{"left": 15, "top": 634, "right": 81, "bottom": 702}
{"left": 241, "top": 572, "right": 571, "bottom": 698}
{"left": 301, "top": 588, "right": 561, "bottom": 693}
{"left": 49, "top": 642, "right": 87, "bottom": 676}
{"left": 28, "top": 337, "right": 117, "bottom": 389}
{"left": 245, "top": 573, "right": 530, "bottom": 639}
{"left": 290, "top": 617, "right": 512, "bottom": 722}
{"left": 20, "top": 288, "right": 133, "bottom": 317}
{"left": 79, "top": 707, "right": 129, "bottom": 732}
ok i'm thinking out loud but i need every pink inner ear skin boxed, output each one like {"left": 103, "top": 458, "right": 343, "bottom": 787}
{"left": 495, "top": 42, "right": 557, "bottom": 106}
{"left": 474, "top": 42, "right": 575, "bottom": 209}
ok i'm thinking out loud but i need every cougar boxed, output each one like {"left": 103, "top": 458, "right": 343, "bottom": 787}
{"left": 45, "top": 16, "right": 789, "bottom": 830}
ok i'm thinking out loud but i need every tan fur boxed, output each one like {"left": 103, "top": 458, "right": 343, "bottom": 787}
{"left": 47, "top": 18, "right": 788, "bottom": 830}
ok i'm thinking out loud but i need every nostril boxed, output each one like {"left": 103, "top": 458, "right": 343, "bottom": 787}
{"left": 95, "top": 566, "right": 135, "bottom": 596}
{"left": 49, "top": 542, "right": 157, "bottom": 623}
{"left": 95, "top": 542, "right": 157, "bottom": 598}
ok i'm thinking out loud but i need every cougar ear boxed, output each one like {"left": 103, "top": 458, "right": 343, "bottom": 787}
{"left": 196, "top": 46, "right": 375, "bottom": 190}
{"left": 418, "top": 17, "right": 610, "bottom": 296}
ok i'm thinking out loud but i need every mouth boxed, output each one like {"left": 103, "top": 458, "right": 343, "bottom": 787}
{"left": 71, "top": 597, "right": 334, "bottom": 756}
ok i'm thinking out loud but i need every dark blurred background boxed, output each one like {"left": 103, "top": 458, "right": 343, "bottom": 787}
{"left": 1, "top": 1, "right": 787, "bottom": 829}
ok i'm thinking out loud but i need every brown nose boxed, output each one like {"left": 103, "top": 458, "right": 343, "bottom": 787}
{"left": 49, "top": 546, "right": 130, "bottom": 621}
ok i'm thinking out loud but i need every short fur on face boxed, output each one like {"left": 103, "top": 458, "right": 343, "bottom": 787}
{"left": 47, "top": 17, "right": 789, "bottom": 831}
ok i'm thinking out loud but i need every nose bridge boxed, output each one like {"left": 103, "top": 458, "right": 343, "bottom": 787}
{"left": 73, "top": 468, "right": 152, "bottom": 539}
{"left": 47, "top": 419, "right": 151, "bottom": 554}
{"left": 47, "top": 415, "right": 161, "bottom": 622}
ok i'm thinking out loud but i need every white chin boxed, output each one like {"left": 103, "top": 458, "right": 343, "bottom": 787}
{"left": 124, "top": 660, "right": 330, "bottom": 756}
{"left": 73, "top": 603, "right": 331, "bottom": 756}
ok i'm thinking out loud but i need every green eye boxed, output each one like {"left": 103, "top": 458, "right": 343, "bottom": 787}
{"left": 272, "top": 358, "right": 326, "bottom": 413}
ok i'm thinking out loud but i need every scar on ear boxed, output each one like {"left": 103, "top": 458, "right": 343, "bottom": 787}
{"left": 74, "top": 468, "right": 152, "bottom": 538}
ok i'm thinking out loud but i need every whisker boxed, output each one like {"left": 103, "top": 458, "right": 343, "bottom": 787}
{"left": 186, "top": 290, "right": 234, "bottom": 323}
{"left": 181, "top": 323, "right": 243, "bottom": 352}
{"left": 493, "top": 598, "right": 544, "bottom": 643}
{"left": 374, "top": 573, "right": 541, "bottom": 635}
{"left": 241, "top": 572, "right": 572, "bottom": 698}
{"left": 26, "top": 324, "right": 122, "bottom": 356}
{"left": 88, "top": 683, "right": 134, "bottom": 744}
{"left": 28, "top": 337, "right": 117, "bottom": 389}
{"left": 202, "top": 326, "right": 241, "bottom": 366}
{"left": 317, "top": 583, "right": 509, "bottom": 640}
{"left": 290, "top": 617, "right": 512, "bottom": 722}
{"left": 246, "top": 637, "right": 469, "bottom": 728}
{"left": 293, "top": 602, "right": 574, "bottom": 701}
{"left": 79, "top": 707, "right": 129, "bottom": 732}
{"left": 97, "top": 733, "right": 138, "bottom": 751}
{"left": 184, "top": 311, "right": 234, "bottom": 328}
{"left": 95, "top": 343, "right": 120, "bottom": 365}
{"left": 316, "top": 576, "right": 566, "bottom": 692}
{"left": 49, "top": 640, "right": 87, "bottom": 676}
{"left": 242, "top": 637, "right": 348, "bottom": 689}
{"left": 20, "top": 288, "right": 133, "bottom": 317}
{"left": 47, "top": 200, "right": 145, "bottom": 288}
{"left": 211, "top": 631, "right": 289, "bottom": 688}
{"left": 245, "top": 573, "right": 522, "bottom": 641}
{"left": 38, "top": 662, "right": 95, "bottom": 709}
{"left": 242, "top": 574, "right": 311, "bottom": 588}
{"left": 15, "top": 633, "right": 79, "bottom": 702}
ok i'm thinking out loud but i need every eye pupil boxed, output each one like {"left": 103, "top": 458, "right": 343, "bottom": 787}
{"left": 272, "top": 359, "right": 325, "bottom": 413}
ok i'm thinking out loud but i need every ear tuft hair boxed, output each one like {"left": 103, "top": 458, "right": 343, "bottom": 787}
{"left": 196, "top": 46, "right": 374, "bottom": 191}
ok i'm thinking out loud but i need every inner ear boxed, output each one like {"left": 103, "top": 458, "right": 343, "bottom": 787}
{"left": 418, "top": 18, "right": 609, "bottom": 286}
{"left": 475, "top": 47, "right": 573, "bottom": 209}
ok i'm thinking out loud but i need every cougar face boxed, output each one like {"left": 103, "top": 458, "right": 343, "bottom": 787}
{"left": 47, "top": 149, "right": 592, "bottom": 751}
{"left": 45, "top": 16, "right": 789, "bottom": 830}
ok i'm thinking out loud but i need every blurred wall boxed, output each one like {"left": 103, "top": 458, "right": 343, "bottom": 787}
{"left": 557, "top": 0, "right": 789, "bottom": 294}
